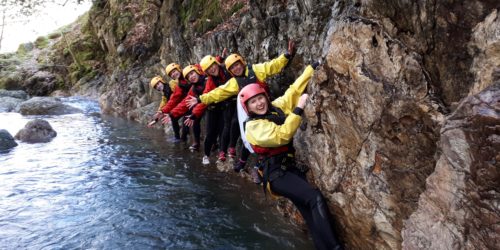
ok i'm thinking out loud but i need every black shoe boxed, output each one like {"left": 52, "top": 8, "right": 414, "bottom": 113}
{"left": 233, "top": 159, "right": 246, "bottom": 173}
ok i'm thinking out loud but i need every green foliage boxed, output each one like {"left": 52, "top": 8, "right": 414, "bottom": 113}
{"left": 180, "top": 0, "right": 245, "bottom": 34}
{"left": 35, "top": 36, "right": 49, "bottom": 49}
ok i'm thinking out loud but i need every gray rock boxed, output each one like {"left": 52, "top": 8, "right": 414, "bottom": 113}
{"left": 17, "top": 97, "right": 82, "bottom": 115}
{"left": 14, "top": 119, "right": 57, "bottom": 143}
{"left": 0, "top": 129, "right": 18, "bottom": 150}
{"left": 402, "top": 82, "right": 500, "bottom": 250}
{"left": 0, "top": 89, "right": 28, "bottom": 99}
{"left": 0, "top": 96, "right": 24, "bottom": 112}
{"left": 22, "top": 71, "right": 58, "bottom": 96}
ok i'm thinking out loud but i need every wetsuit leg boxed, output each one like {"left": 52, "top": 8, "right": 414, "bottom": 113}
{"left": 229, "top": 109, "right": 240, "bottom": 148}
{"left": 204, "top": 110, "right": 218, "bottom": 156}
{"left": 221, "top": 101, "right": 236, "bottom": 153}
{"left": 270, "top": 170, "right": 342, "bottom": 250}
{"left": 239, "top": 145, "right": 251, "bottom": 162}
{"left": 192, "top": 116, "right": 201, "bottom": 146}
{"left": 169, "top": 114, "right": 181, "bottom": 139}
{"left": 181, "top": 117, "right": 189, "bottom": 141}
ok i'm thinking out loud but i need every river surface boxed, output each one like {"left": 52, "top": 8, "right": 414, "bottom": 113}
{"left": 0, "top": 97, "right": 313, "bottom": 249}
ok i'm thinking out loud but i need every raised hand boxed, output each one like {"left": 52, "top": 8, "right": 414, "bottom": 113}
{"left": 186, "top": 96, "right": 199, "bottom": 109}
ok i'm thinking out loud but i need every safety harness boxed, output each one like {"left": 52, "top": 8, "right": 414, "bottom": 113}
{"left": 247, "top": 107, "right": 297, "bottom": 198}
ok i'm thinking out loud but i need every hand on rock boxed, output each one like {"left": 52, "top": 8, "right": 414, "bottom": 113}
{"left": 311, "top": 61, "right": 321, "bottom": 70}
{"left": 297, "top": 94, "right": 309, "bottom": 109}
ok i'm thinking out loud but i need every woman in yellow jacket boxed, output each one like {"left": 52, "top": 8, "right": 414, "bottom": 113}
{"left": 240, "top": 63, "right": 343, "bottom": 250}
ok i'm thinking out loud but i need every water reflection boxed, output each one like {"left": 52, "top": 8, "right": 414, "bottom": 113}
{"left": 0, "top": 97, "right": 313, "bottom": 249}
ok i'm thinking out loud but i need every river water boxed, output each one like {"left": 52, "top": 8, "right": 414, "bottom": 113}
{"left": 0, "top": 97, "right": 313, "bottom": 249}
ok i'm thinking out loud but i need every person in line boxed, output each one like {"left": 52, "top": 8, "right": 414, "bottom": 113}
{"left": 165, "top": 65, "right": 206, "bottom": 152}
{"left": 240, "top": 63, "right": 343, "bottom": 250}
{"left": 186, "top": 41, "right": 296, "bottom": 182}
{"left": 160, "top": 63, "right": 191, "bottom": 142}
{"left": 195, "top": 54, "right": 232, "bottom": 164}
{"left": 147, "top": 76, "right": 176, "bottom": 127}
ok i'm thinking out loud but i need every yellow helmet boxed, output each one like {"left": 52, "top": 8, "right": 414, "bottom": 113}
{"left": 182, "top": 65, "right": 202, "bottom": 78}
{"left": 200, "top": 55, "right": 219, "bottom": 72}
{"left": 150, "top": 76, "right": 164, "bottom": 89}
{"left": 224, "top": 53, "right": 246, "bottom": 70}
{"left": 165, "top": 63, "right": 181, "bottom": 77}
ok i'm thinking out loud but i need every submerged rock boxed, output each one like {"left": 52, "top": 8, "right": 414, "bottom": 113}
{"left": 0, "top": 96, "right": 24, "bottom": 112}
{"left": 17, "top": 97, "right": 82, "bottom": 115}
{"left": 0, "top": 129, "right": 18, "bottom": 150}
{"left": 402, "top": 82, "right": 500, "bottom": 249}
{"left": 15, "top": 119, "right": 57, "bottom": 143}
{"left": 0, "top": 89, "right": 28, "bottom": 99}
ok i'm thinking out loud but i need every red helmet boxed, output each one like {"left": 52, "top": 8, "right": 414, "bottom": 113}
{"left": 239, "top": 83, "right": 268, "bottom": 114}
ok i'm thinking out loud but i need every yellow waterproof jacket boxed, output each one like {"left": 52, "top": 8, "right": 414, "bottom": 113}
{"left": 245, "top": 65, "right": 314, "bottom": 148}
{"left": 157, "top": 80, "right": 178, "bottom": 111}
{"left": 199, "top": 54, "right": 289, "bottom": 105}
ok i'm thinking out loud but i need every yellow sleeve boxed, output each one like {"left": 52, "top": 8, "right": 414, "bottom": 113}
{"left": 199, "top": 78, "right": 240, "bottom": 105}
{"left": 252, "top": 54, "right": 289, "bottom": 82}
{"left": 158, "top": 96, "right": 167, "bottom": 111}
{"left": 271, "top": 65, "right": 314, "bottom": 114}
{"left": 169, "top": 80, "right": 177, "bottom": 91}
{"left": 245, "top": 113, "right": 302, "bottom": 147}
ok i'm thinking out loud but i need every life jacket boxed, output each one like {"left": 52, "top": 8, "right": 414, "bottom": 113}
{"left": 162, "top": 84, "right": 173, "bottom": 100}
{"left": 247, "top": 106, "right": 297, "bottom": 198}
{"left": 178, "top": 77, "right": 191, "bottom": 95}
{"left": 191, "top": 77, "right": 206, "bottom": 97}
{"left": 235, "top": 64, "right": 268, "bottom": 92}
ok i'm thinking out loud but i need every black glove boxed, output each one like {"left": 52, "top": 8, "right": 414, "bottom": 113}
{"left": 311, "top": 61, "right": 321, "bottom": 70}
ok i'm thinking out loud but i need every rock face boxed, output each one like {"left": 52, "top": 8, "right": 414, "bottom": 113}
{"left": 17, "top": 97, "right": 82, "bottom": 115}
{"left": 3, "top": 0, "right": 499, "bottom": 249}
{"left": 14, "top": 119, "right": 57, "bottom": 143}
{"left": 402, "top": 82, "right": 500, "bottom": 250}
{"left": 0, "top": 129, "right": 18, "bottom": 150}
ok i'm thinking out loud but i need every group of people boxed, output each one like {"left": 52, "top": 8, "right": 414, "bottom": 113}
{"left": 148, "top": 41, "right": 344, "bottom": 250}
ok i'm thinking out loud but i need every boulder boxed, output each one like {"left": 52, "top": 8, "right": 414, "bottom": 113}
{"left": 0, "top": 129, "right": 18, "bottom": 150}
{"left": 402, "top": 82, "right": 500, "bottom": 249}
{"left": 14, "top": 119, "right": 57, "bottom": 143}
{"left": 0, "top": 89, "right": 28, "bottom": 99}
{"left": 22, "top": 71, "right": 58, "bottom": 96}
{"left": 0, "top": 96, "right": 24, "bottom": 112}
{"left": 17, "top": 97, "right": 82, "bottom": 115}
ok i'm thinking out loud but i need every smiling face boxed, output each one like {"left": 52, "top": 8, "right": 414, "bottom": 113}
{"left": 169, "top": 70, "right": 181, "bottom": 80}
{"left": 206, "top": 63, "right": 219, "bottom": 76}
{"left": 229, "top": 61, "right": 245, "bottom": 76}
{"left": 186, "top": 71, "right": 200, "bottom": 83}
{"left": 155, "top": 82, "right": 164, "bottom": 91}
{"left": 246, "top": 94, "right": 268, "bottom": 115}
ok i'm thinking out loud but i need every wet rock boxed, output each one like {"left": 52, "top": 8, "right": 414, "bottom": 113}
{"left": 17, "top": 97, "right": 82, "bottom": 115}
{"left": 22, "top": 71, "right": 58, "bottom": 96}
{"left": 402, "top": 82, "right": 500, "bottom": 250}
{"left": 0, "top": 129, "right": 18, "bottom": 150}
{"left": 0, "top": 96, "right": 24, "bottom": 112}
{"left": 15, "top": 119, "right": 57, "bottom": 143}
{"left": 0, "top": 89, "right": 28, "bottom": 99}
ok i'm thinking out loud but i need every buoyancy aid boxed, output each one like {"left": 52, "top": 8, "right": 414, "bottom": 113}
{"left": 162, "top": 84, "right": 173, "bottom": 100}
{"left": 235, "top": 64, "right": 269, "bottom": 93}
{"left": 178, "top": 77, "right": 191, "bottom": 94}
